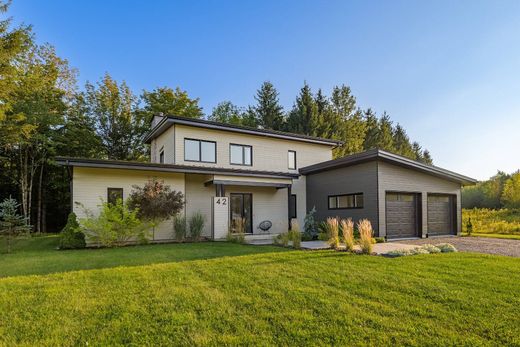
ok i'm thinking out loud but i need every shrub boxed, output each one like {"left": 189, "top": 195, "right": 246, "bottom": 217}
{"left": 273, "top": 232, "right": 290, "bottom": 247}
{"left": 59, "top": 212, "right": 86, "bottom": 249}
{"left": 357, "top": 219, "right": 373, "bottom": 254}
{"left": 421, "top": 244, "right": 441, "bottom": 253}
{"left": 340, "top": 218, "right": 355, "bottom": 252}
{"left": 325, "top": 217, "right": 340, "bottom": 250}
{"left": 466, "top": 218, "right": 473, "bottom": 236}
{"left": 0, "top": 197, "right": 31, "bottom": 253}
{"left": 436, "top": 243, "right": 457, "bottom": 253}
{"left": 189, "top": 212, "right": 205, "bottom": 241}
{"left": 303, "top": 207, "right": 318, "bottom": 240}
{"left": 227, "top": 230, "right": 246, "bottom": 244}
{"left": 173, "top": 215, "right": 187, "bottom": 242}
{"left": 289, "top": 220, "right": 302, "bottom": 249}
{"left": 80, "top": 199, "right": 149, "bottom": 247}
{"left": 374, "top": 237, "right": 386, "bottom": 243}
{"left": 412, "top": 247, "right": 430, "bottom": 255}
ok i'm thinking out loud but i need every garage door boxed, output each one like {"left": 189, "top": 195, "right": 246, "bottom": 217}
{"left": 386, "top": 193, "right": 419, "bottom": 239}
{"left": 427, "top": 195, "right": 454, "bottom": 236}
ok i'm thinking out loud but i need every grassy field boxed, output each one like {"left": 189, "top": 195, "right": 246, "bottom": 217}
{"left": 463, "top": 208, "right": 520, "bottom": 240}
{"left": 0, "top": 237, "right": 519, "bottom": 345}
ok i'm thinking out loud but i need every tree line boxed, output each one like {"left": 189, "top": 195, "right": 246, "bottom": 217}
{"left": 462, "top": 171, "right": 520, "bottom": 209}
{"left": 0, "top": 1, "right": 432, "bottom": 233}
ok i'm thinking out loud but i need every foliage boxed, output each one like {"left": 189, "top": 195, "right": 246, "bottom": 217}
{"left": 226, "top": 230, "right": 245, "bottom": 244}
{"left": 466, "top": 218, "right": 473, "bottom": 236}
{"left": 0, "top": 240, "right": 519, "bottom": 346}
{"left": 325, "top": 217, "right": 340, "bottom": 250}
{"left": 80, "top": 200, "right": 149, "bottom": 247}
{"left": 357, "top": 219, "right": 373, "bottom": 254}
{"left": 58, "top": 212, "right": 85, "bottom": 249}
{"left": 140, "top": 86, "right": 203, "bottom": 120}
{"left": 374, "top": 237, "right": 386, "bottom": 243}
{"left": 502, "top": 171, "right": 520, "bottom": 208}
{"left": 462, "top": 208, "right": 520, "bottom": 236}
{"left": 127, "top": 179, "right": 185, "bottom": 231}
{"left": 173, "top": 215, "right": 187, "bottom": 242}
{"left": 273, "top": 232, "right": 290, "bottom": 247}
{"left": 0, "top": 197, "right": 31, "bottom": 253}
{"left": 189, "top": 212, "right": 205, "bottom": 241}
{"left": 462, "top": 171, "right": 511, "bottom": 209}
{"left": 340, "top": 218, "right": 355, "bottom": 252}
{"left": 208, "top": 101, "right": 246, "bottom": 125}
{"left": 420, "top": 244, "right": 441, "bottom": 254}
{"left": 289, "top": 220, "right": 302, "bottom": 249}
{"left": 303, "top": 207, "right": 318, "bottom": 240}
{"left": 436, "top": 243, "right": 457, "bottom": 253}
{"left": 252, "top": 81, "right": 285, "bottom": 130}
{"left": 387, "top": 243, "right": 454, "bottom": 257}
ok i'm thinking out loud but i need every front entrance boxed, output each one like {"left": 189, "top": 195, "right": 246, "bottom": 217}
{"left": 230, "top": 193, "right": 253, "bottom": 234}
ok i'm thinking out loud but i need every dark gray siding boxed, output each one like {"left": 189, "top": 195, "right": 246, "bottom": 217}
{"left": 305, "top": 161, "right": 379, "bottom": 234}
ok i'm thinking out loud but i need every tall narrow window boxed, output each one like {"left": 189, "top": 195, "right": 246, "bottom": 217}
{"left": 159, "top": 147, "right": 164, "bottom": 164}
{"left": 184, "top": 138, "right": 216, "bottom": 163}
{"left": 107, "top": 188, "right": 123, "bottom": 205}
{"left": 230, "top": 144, "right": 252, "bottom": 166}
{"left": 289, "top": 194, "right": 297, "bottom": 218}
{"left": 288, "top": 150, "right": 296, "bottom": 169}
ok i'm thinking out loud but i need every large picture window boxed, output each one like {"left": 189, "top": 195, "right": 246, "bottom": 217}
{"left": 107, "top": 188, "right": 123, "bottom": 205}
{"left": 328, "top": 193, "right": 364, "bottom": 209}
{"left": 184, "top": 138, "right": 216, "bottom": 163}
{"left": 288, "top": 150, "right": 296, "bottom": 170}
{"left": 230, "top": 144, "right": 252, "bottom": 166}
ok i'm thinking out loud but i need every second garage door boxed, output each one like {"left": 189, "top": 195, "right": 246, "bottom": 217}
{"left": 427, "top": 194, "right": 455, "bottom": 236}
{"left": 386, "top": 192, "right": 419, "bottom": 239}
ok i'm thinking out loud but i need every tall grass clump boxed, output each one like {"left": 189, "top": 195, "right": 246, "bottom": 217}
{"left": 290, "top": 220, "right": 302, "bottom": 249}
{"left": 189, "top": 212, "right": 205, "bottom": 241}
{"left": 173, "top": 215, "right": 187, "bottom": 242}
{"left": 340, "top": 218, "right": 354, "bottom": 252}
{"left": 227, "top": 217, "right": 246, "bottom": 243}
{"left": 357, "top": 219, "right": 373, "bottom": 254}
{"left": 326, "top": 217, "right": 340, "bottom": 250}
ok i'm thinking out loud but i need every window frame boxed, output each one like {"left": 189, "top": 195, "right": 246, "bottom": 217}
{"left": 184, "top": 138, "right": 217, "bottom": 163}
{"left": 289, "top": 194, "right": 297, "bottom": 219}
{"left": 229, "top": 143, "right": 253, "bottom": 166}
{"left": 159, "top": 146, "right": 165, "bottom": 164}
{"left": 288, "top": 150, "right": 297, "bottom": 170}
{"left": 328, "top": 192, "right": 364, "bottom": 210}
{"left": 107, "top": 188, "right": 123, "bottom": 205}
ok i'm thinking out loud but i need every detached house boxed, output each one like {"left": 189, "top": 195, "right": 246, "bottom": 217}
{"left": 57, "top": 115, "right": 476, "bottom": 243}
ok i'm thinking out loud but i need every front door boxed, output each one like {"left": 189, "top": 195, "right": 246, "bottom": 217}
{"left": 230, "top": 193, "right": 252, "bottom": 234}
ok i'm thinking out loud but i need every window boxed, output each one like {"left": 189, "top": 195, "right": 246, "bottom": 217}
{"left": 289, "top": 194, "right": 297, "bottom": 218}
{"left": 230, "top": 144, "right": 252, "bottom": 166}
{"left": 328, "top": 193, "right": 364, "bottom": 209}
{"left": 107, "top": 188, "right": 123, "bottom": 205}
{"left": 184, "top": 139, "right": 216, "bottom": 163}
{"left": 159, "top": 147, "right": 164, "bottom": 164}
{"left": 288, "top": 150, "right": 296, "bottom": 169}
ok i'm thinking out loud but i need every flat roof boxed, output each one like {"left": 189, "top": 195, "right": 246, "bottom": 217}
{"left": 143, "top": 115, "right": 344, "bottom": 146}
{"left": 56, "top": 157, "right": 300, "bottom": 179}
{"left": 299, "top": 149, "right": 477, "bottom": 185}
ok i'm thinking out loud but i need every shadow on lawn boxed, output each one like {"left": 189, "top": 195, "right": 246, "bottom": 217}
{"left": 0, "top": 235, "right": 289, "bottom": 278}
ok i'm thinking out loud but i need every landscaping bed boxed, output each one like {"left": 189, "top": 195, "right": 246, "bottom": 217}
{"left": 400, "top": 237, "right": 520, "bottom": 257}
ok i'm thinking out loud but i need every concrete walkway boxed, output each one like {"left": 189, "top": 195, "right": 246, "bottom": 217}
{"left": 300, "top": 240, "right": 417, "bottom": 255}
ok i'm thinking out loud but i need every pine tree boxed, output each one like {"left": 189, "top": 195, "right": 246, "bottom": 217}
{"left": 376, "top": 113, "right": 395, "bottom": 152}
{"left": 393, "top": 124, "right": 415, "bottom": 159}
{"left": 412, "top": 141, "right": 423, "bottom": 161}
{"left": 363, "top": 108, "right": 379, "bottom": 150}
{"left": 421, "top": 150, "right": 433, "bottom": 165}
{"left": 253, "top": 81, "right": 284, "bottom": 130}
{"left": 286, "top": 82, "right": 318, "bottom": 136}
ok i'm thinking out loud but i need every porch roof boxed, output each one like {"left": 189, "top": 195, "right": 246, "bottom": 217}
{"left": 204, "top": 174, "right": 292, "bottom": 188}
{"left": 55, "top": 157, "right": 300, "bottom": 180}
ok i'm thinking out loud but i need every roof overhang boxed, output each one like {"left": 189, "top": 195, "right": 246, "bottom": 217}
{"left": 300, "top": 149, "right": 477, "bottom": 186}
{"left": 204, "top": 174, "right": 292, "bottom": 188}
{"left": 143, "top": 115, "right": 343, "bottom": 147}
{"left": 56, "top": 157, "right": 300, "bottom": 180}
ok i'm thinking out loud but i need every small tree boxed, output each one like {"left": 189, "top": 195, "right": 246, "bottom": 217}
{"left": 303, "top": 207, "right": 318, "bottom": 240}
{"left": 128, "top": 179, "right": 185, "bottom": 239}
{"left": 0, "top": 197, "right": 31, "bottom": 253}
{"left": 59, "top": 212, "right": 86, "bottom": 249}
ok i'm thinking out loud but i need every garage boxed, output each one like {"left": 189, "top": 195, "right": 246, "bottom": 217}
{"left": 427, "top": 194, "right": 455, "bottom": 236}
{"left": 385, "top": 192, "right": 420, "bottom": 239}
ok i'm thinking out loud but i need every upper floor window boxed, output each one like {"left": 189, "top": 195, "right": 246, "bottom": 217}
{"left": 184, "top": 138, "right": 216, "bottom": 163}
{"left": 107, "top": 188, "right": 123, "bottom": 205}
{"left": 159, "top": 147, "right": 164, "bottom": 164}
{"left": 328, "top": 193, "right": 364, "bottom": 209}
{"left": 288, "top": 150, "right": 296, "bottom": 169}
{"left": 230, "top": 144, "right": 252, "bottom": 166}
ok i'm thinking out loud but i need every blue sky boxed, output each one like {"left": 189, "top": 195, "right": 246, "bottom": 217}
{"left": 10, "top": 0, "right": 520, "bottom": 180}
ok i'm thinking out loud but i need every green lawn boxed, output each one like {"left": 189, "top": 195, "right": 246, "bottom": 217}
{"left": 0, "top": 237, "right": 519, "bottom": 346}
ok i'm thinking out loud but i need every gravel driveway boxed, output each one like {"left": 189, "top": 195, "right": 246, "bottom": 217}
{"left": 397, "top": 237, "right": 520, "bottom": 257}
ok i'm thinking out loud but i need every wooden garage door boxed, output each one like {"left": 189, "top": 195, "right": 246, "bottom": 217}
{"left": 386, "top": 193, "right": 418, "bottom": 239}
{"left": 427, "top": 195, "right": 454, "bottom": 236}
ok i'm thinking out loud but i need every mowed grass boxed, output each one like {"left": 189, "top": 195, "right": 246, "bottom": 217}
{"left": 0, "top": 238, "right": 519, "bottom": 345}
{"left": 463, "top": 208, "right": 520, "bottom": 240}
{"left": 0, "top": 235, "right": 287, "bottom": 278}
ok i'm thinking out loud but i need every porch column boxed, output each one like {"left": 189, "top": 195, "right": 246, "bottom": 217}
{"left": 287, "top": 185, "right": 292, "bottom": 230}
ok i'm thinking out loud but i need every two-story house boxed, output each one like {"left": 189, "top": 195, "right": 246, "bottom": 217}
{"left": 57, "top": 115, "right": 476, "bottom": 244}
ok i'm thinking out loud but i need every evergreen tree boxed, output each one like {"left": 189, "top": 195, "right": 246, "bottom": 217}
{"left": 412, "top": 141, "right": 423, "bottom": 161}
{"left": 376, "top": 113, "right": 395, "bottom": 152}
{"left": 421, "top": 150, "right": 433, "bottom": 165}
{"left": 286, "top": 82, "right": 319, "bottom": 136}
{"left": 253, "top": 81, "right": 284, "bottom": 130}
{"left": 363, "top": 108, "right": 379, "bottom": 150}
{"left": 393, "top": 124, "right": 415, "bottom": 159}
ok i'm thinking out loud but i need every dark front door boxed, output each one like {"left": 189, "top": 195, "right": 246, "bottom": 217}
{"left": 230, "top": 193, "right": 252, "bottom": 234}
